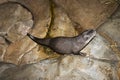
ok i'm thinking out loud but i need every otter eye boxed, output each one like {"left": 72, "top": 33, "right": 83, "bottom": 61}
{"left": 84, "top": 35, "right": 89, "bottom": 40}
{"left": 85, "top": 37, "right": 89, "bottom": 40}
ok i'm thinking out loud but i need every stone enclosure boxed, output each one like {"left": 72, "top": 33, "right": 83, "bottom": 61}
{"left": 0, "top": 0, "right": 120, "bottom": 80}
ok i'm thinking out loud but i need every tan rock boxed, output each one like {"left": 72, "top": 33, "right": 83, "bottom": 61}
{"left": 0, "top": 37, "right": 8, "bottom": 61}
{"left": 19, "top": 45, "right": 49, "bottom": 65}
{"left": 0, "top": 0, "right": 7, "bottom": 4}
{"left": 4, "top": 37, "right": 36, "bottom": 64}
{"left": 49, "top": 7, "right": 77, "bottom": 37}
{"left": 1, "top": 0, "right": 51, "bottom": 65}
{"left": 0, "top": 3, "right": 21, "bottom": 35}
{"left": 53, "top": 0, "right": 118, "bottom": 30}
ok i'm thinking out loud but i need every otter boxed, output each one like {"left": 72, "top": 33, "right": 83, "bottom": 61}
{"left": 27, "top": 29, "right": 96, "bottom": 56}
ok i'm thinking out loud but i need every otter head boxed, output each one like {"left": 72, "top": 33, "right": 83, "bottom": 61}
{"left": 81, "top": 29, "right": 96, "bottom": 44}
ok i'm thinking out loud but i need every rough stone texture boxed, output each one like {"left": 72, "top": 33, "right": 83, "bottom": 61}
{"left": 49, "top": 7, "right": 77, "bottom": 37}
{"left": 0, "top": 0, "right": 119, "bottom": 80}
{"left": 53, "top": 0, "right": 118, "bottom": 31}
{"left": 0, "top": 2, "right": 34, "bottom": 64}
{"left": 81, "top": 34, "right": 118, "bottom": 60}
{"left": 81, "top": 34, "right": 119, "bottom": 80}
{"left": 98, "top": 6, "right": 120, "bottom": 49}
{"left": 4, "top": 37, "right": 35, "bottom": 64}
{"left": 0, "top": 3, "right": 31, "bottom": 36}
{"left": 19, "top": 45, "right": 48, "bottom": 65}
{"left": 0, "top": 58, "right": 59, "bottom": 80}
{"left": 55, "top": 55, "right": 114, "bottom": 80}
{"left": 0, "top": 33, "right": 119, "bottom": 79}
{"left": 0, "top": 0, "right": 7, "bottom": 4}
{"left": 0, "top": 62, "right": 16, "bottom": 75}
{"left": 98, "top": 6, "right": 120, "bottom": 80}
{"left": 0, "top": 0, "right": 52, "bottom": 65}
{"left": 0, "top": 48, "right": 118, "bottom": 80}
{"left": 0, "top": 37, "right": 8, "bottom": 61}
{"left": 0, "top": 3, "right": 33, "bottom": 42}
{"left": 0, "top": 0, "right": 118, "bottom": 65}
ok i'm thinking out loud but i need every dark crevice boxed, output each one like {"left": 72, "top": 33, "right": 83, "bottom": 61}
{"left": 46, "top": 0, "right": 55, "bottom": 38}
{"left": 4, "top": 37, "right": 12, "bottom": 45}
{"left": 1, "top": 34, "right": 12, "bottom": 45}
{"left": 42, "top": 0, "right": 57, "bottom": 55}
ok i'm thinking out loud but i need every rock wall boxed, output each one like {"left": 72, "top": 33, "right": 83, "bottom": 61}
{"left": 0, "top": 0, "right": 120, "bottom": 80}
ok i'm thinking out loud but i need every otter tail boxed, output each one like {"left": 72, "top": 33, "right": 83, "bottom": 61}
{"left": 27, "top": 33, "right": 50, "bottom": 46}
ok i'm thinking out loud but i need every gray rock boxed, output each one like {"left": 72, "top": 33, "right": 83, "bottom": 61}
{"left": 98, "top": 6, "right": 120, "bottom": 49}
{"left": 0, "top": 58, "right": 59, "bottom": 80}
{"left": 0, "top": 62, "right": 16, "bottom": 75}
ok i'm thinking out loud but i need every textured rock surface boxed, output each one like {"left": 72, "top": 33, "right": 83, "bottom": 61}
{"left": 49, "top": 7, "right": 77, "bottom": 37}
{"left": 0, "top": 62, "right": 16, "bottom": 75}
{"left": 0, "top": 37, "right": 8, "bottom": 61}
{"left": 0, "top": 0, "right": 118, "bottom": 65}
{"left": 98, "top": 7, "right": 120, "bottom": 49}
{"left": 0, "top": 0, "right": 52, "bottom": 65}
{"left": 98, "top": 6, "right": 120, "bottom": 80}
{"left": 0, "top": 3, "right": 33, "bottom": 64}
{"left": 0, "top": 3, "right": 33, "bottom": 42}
{"left": 0, "top": 0, "right": 120, "bottom": 80}
{"left": 0, "top": 58, "right": 59, "bottom": 80}
{"left": 53, "top": 0, "right": 118, "bottom": 31}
